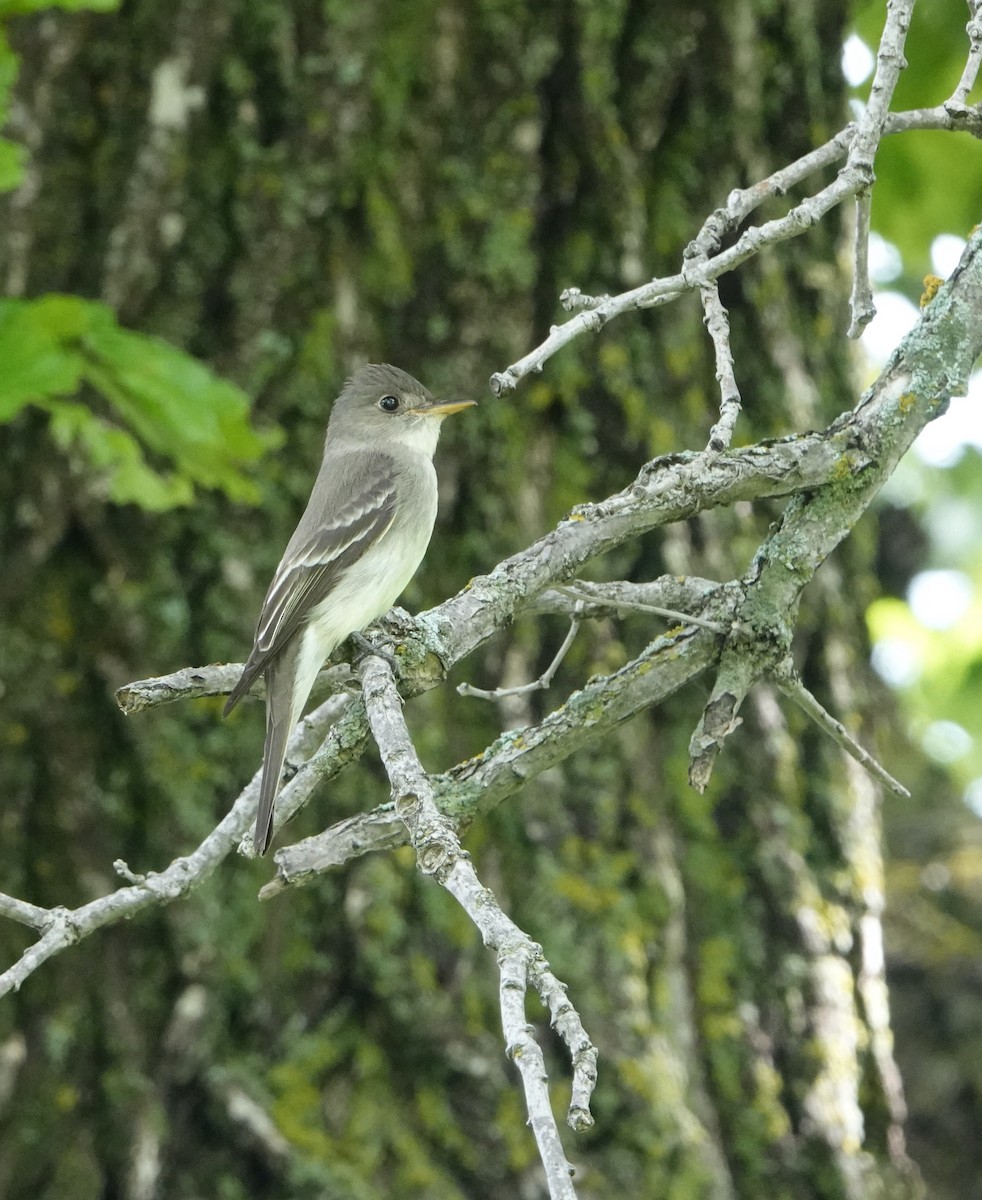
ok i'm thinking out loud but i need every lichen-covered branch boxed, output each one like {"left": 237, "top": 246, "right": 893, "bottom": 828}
{"left": 270, "top": 600, "right": 733, "bottom": 880}
{"left": 5, "top": 134, "right": 982, "bottom": 1019}
{"left": 358, "top": 654, "right": 594, "bottom": 1200}
{"left": 687, "top": 227, "right": 982, "bottom": 788}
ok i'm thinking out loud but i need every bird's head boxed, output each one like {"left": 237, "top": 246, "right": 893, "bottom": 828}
{"left": 329, "top": 364, "right": 476, "bottom": 452}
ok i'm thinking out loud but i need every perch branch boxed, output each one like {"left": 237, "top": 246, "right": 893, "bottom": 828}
{"left": 116, "top": 661, "right": 352, "bottom": 714}
{"left": 6, "top": 132, "right": 982, "bottom": 1001}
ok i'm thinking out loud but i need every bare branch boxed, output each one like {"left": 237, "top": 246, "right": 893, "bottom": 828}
{"left": 947, "top": 1, "right": 982, "bottom": 113}
{"left": 848, "top": 0, "right": 913, "bottom": 171}
{"left": 847, "top": 189, "right": 876, "bottom": 339}
{"left": 358, "top": 653, "right": 592, "bottom": 1198}
{"left": 884, "top": 103, "right": 982, "bottom": 134}
{"left": 774, "top": 663, "right": 910, "bottom": 798}
{"left": 0, "top": 893, "right": 50, "bottom": 931}
{"left": 699, "top": 282, "right": 743, "bottom": 449}
{"left": 530, "top": 576, "right": 721, "bottom": 616}
{"left": 845, "top": 0, "right": 914, "bottom": 337}
{"left": 553, "top": 584, "right": 729, "bottom": 634}
{"left": 491, "top": 96, "right": 976, "bottom": 396}
{"left": 116, "top": 661, "right": 352, "bottom": 714}
{"left": 457, "top": 603, "right": 584, "bottom": 700}
{"left": 688, "top": 649, "right": 758, "bottom": 793}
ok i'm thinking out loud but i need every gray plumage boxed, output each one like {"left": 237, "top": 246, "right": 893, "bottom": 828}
{"left": 224, "top": 364, "right": 475, "bottom": 854}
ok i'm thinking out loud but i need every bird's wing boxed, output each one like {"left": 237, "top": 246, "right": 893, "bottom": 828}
{"left": 224, "top": 457, "right": 398, "bottom": 714}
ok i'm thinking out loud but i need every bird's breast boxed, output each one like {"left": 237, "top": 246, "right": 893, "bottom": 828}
{"left": 304, "top": 463, "right": 438, "bottom": 654}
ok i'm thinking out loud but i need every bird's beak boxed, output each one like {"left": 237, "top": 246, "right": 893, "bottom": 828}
{"left": 421, "top": 399, "right": 478, "bottom": 417}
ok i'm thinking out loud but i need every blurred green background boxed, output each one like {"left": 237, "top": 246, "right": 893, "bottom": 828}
{"left": 1, "top": 0, "right": 981, "bottom": 1197}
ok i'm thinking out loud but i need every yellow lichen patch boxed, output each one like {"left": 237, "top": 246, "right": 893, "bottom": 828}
{"left": 898, "top": 392, "right": 918, "bottom": 414}
{"left": 920, "top": 274, "right": 943, "bottom": 306}
{"left": 829, "top": 455, "right": 853, "bottom": 483}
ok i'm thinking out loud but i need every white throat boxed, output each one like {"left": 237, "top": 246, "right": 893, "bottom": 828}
{"left": 392, "top": 414, "right": 444, "bottom": 459}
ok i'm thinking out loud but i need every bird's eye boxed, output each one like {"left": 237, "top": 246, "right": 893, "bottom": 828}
{"left": 378, "top": 395, "right": 400, "bottom": 412}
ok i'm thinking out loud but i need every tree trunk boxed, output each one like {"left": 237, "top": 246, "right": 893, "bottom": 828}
{"left": 0, "top": 1, "right": 939, "bottom": 1197}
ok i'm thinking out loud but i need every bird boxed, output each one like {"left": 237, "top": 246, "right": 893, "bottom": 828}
{"left": 224, "top": 363, "right": 476, "bottom": 854}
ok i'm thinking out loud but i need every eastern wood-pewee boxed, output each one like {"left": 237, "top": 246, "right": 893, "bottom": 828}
{"left": 224, "top": 363, "right": 475, "bottom": 854}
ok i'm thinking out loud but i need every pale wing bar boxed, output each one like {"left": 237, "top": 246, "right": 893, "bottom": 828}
{"left": 223, "top": 468, "right": 398, "bottom": 715}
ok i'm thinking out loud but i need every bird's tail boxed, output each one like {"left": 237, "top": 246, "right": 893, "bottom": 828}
{"left": 254, "top": 650, "right": 301, "bottom": 855}
{"left": 255, "top": 705, "right": 291, "bottom": 855}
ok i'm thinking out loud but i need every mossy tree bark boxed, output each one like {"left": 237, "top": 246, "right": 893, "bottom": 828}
{"left": 0, "top": 1, "right": 935, "bottom": 1197}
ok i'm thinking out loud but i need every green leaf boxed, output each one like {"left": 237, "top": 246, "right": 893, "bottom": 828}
{"left": 0, "top": 0, "right": 118, "bottom": 15}
{"left": 0, "top": 295, "right": 279, "bottom": 510}
{"left": 0, "top": 136, "right": 24, "bottom": 191}
{"left": 47, "top": 400, "right": 194, "bottom": 510}
{"left": 0, "top": 297, "right": 86, "bottom": 419}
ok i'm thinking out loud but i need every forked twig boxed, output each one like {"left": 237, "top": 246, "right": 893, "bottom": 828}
{"left": 457, "top": 603, "right": 584, "bottom": 700}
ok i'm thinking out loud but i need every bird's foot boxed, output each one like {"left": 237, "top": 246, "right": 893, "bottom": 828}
{"left": 350, "top": 630, "right": 401, "bottom": 674}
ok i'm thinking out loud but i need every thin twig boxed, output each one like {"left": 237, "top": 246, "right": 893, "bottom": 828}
{"left": 555, "top": 585, "right": 729, "bottom": 634}
{"left": 530, "top": 576, "right": 721, "bottom": 620}
{"left": 359, "top": 654, "right": 593, "bottom": 1198}
{"left": 845, "top": 0, "right": 914, "bottom": 338}
{"left": 698, "top": 282, "right": 743, "bottom": 449}
{"left": 491, "top": 97, "right": 972, "bottom": 396}
{"left": 847, "top": 189, "right": 876, "bottom": 338}
{"left": 774, "top": 663, "right": 910, "bottom": 798}
{"left": 947, "top": 1, "right": 982, "bottom": 113}
{"left": 457, "top": 605, "right": 584, "bottom": 700}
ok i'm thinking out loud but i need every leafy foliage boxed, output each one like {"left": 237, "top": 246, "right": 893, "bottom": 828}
{"left": 0, "top": 0, "right": 120, "bottom": 189}
{"left": 0, "top": 295, "right": 277, "bottom": 508}
{"left": 0, "top": 0, "right": 276, "bottom": 511}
